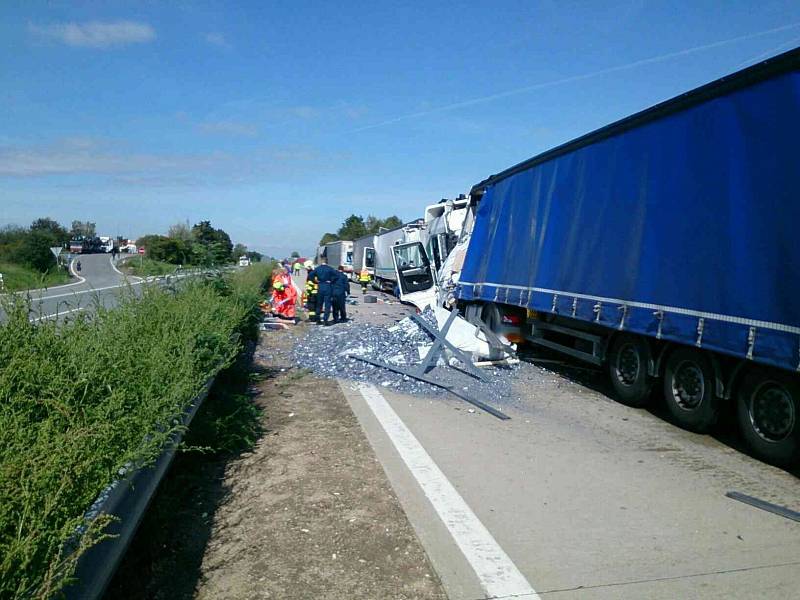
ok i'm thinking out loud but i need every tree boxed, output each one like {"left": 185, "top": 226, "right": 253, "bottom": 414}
{"left": 246, "top": 250, "right": 263, "bottom": 262}
{"left": 70, "top": 220, "right": 96, "bottom": 238}
{"left": 167, "top": 221, "right": 193, "bottom": 241}
{"left": 364, "top": 214, "right": 402, "bottom": 234}
{"left": 290, "top": 250, "right": 300, "bottom": 258}
{"left": 191, "top": 220, "right": 233, "bottom": 264}
{"left": 30, "top": 217, "right": 69, "bottom": 245}
{"left": 319, "top": 232, "right": 338, "bottom": 246}
{"left": 136, "top": 234, "right": 190, "bottom": 264}
{"left": 14, "top": 230, "right": 57, "bottom": 272}
{"left": 336, "top": 214, "right": 367, "bottom": 241}
{"left": 232, "top": 243, "right": 248, "bottom": 260}
{"left": 380, "top": 215, "right": 402, "bottom": 230}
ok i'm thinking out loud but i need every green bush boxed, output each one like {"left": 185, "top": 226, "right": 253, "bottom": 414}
{"left": 0, "top": 266, "right": 270, "bottom": 598}
{"left": 119, "top": 257, "right": 178, "bottom": 278}
{"left": 0, "top": 262, "right": 70, "bottom": 292}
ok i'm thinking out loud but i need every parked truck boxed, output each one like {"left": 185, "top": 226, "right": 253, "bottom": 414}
{"left": 393, "top": 49, "right": 800, "bottom": 466}
{"left": 373, "top": 220, "right": 424, "bottom": 292}
{"left": 351, "top": 234, "right": 376, "bottom": 282}
{"left": 322, "top": 240, "right": 354, "bottom": 273}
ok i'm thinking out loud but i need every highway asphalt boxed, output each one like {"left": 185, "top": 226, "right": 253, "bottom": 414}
{"left": 336, "top": 295, "right": 800, "bottom": 600}
{"left": 0, "top": 253, "right": 144, "bottom": 323}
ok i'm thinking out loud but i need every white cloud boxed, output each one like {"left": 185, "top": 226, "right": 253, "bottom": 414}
{"left": 29, "top": 20, "right": 155, "bottom": 48}
{"left": 287, "top": 106, "right": 319, "bottom": 120}
{"left": 0, "top": 139, "right": 214, "bottom": 176}
{"left": 0, "top": 138, "right": 331, "bottom": 184}
{"left": 197, "top": 120, "right": 259, "bottom": 137}
{"left": 204, "top": 32, "right": 230, "bottom": 48}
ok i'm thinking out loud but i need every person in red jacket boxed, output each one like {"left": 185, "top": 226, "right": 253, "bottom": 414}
{"left": 271, "top": 269, "right": 297, "bottom": 320}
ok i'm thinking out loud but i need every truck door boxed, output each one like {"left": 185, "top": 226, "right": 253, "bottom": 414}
{"left": 364, "top": 247, "right": 375, "bottom": 270}
{"left": 391, "top": 242, "right": 436, "bottom": 309}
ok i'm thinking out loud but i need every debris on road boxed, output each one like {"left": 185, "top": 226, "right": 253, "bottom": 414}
{"left": 259, "top": 316, "right": 295, "bottom": 331}
{"left": 293, "top": 307, "right": 522, "bottom": 413}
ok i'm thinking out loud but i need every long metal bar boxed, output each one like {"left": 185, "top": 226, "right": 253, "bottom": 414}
{"left": 524, "top": 335, "right": 604, "bottom": 366}
{"left": 533, "top": 321, "right": 604, "bottom": 343}
{"left": 725, "top": 491, "right": 800, "bottom": 523}
{"left": 349, "top": 354, "right": 510, "bottom": 420}
{"left": 409, "top": 313, "right": 489, "bottom": 382}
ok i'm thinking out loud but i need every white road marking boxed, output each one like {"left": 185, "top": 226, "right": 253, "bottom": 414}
{"left": 356, "top": 383, "right": 539, "bottom": 600}
{"left": 68, "top": 258, "right": 87, "bottom": 285}
{"left": 110, "top": 255, "right": 142, "bottom": 282}
{"left": 29, "top": 306, "right": 86, "bottom": 322}
{"left": 30, "top": 279, "right": 144, "bottom": 301}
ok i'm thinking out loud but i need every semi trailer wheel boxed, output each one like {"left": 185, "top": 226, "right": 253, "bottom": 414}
{"left": 607, "top": 334, "right": 653, "bottom": 407}
{"left": 663, "top": 348, "right": 719, "bottom": 432}
{"left": 736, "top": 367, "right": 800, "bottom": 467}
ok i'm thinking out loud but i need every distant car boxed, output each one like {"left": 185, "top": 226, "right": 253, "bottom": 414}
{"left": 238, "top": 256, "right": 251, "bottom": 267}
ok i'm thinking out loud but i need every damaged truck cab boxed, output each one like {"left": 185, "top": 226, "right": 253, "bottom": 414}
{"left": 393, "top": 48, "right": 800, "bottom": 467}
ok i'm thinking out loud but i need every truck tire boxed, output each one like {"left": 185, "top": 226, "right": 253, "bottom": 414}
{"left": 607, "top": 334, "right": 653, "bottom": 407}
{"left": 736, "top": 367, "right": 800, "bottom": 467}
{"left": 662, "top": 348, "right": 719, "bottom": 432}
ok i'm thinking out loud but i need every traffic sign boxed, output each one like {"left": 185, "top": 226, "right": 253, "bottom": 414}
{"left": 138, "top": 247, "right": 145, "bottom": 255}
{"left": 50, "top": 246, "right": 63, "bottom": 259}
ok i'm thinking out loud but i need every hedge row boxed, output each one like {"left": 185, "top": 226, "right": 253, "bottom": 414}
{"left": 0, "top": 264, "right": 270, "bottom": 598}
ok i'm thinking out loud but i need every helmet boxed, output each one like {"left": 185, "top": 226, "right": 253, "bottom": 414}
{"left": 304, "top": 260, "right": 314, "bottom": 269}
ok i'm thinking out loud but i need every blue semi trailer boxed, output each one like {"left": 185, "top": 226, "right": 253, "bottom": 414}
{"left": 453, "top": 48, "right": 799, "bottom": 466}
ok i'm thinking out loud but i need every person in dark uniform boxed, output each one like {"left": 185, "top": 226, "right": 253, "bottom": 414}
{"left": 303, "top": 260, "right": 319, "bottom": 321}
{"left": 308, "top": 257, "right": 338, "bottom": 325}
{"left": 332, "top": 266, "right": 349, "bottom": 323}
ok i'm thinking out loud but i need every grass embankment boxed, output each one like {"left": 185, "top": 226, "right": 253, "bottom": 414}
{"left": 0, "top": 262, "right": 272, "bottom": 599}
{"left": 118, "top": 257, "right": 179, "bottom": 277}
{"left": 0, "top": 262, "right": 71, "bottom": 292}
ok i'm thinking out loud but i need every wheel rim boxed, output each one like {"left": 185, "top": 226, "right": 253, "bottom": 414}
{"left": 615, "top": 343, "right": 640, "bottom": 386}
{"left": 748, "top": 381, "right": 796, "bottom": 443}
{"left": 671, "top": 360, "right": 705, "bottom": 410}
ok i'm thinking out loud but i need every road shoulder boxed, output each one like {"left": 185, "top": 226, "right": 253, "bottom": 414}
{"left": 193, "top": 327, "right": 446, "bottom": 599}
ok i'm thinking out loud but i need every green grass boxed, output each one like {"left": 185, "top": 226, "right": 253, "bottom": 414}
{"left": 0, "top": 266, "right": 271, "bottom": 598}
{"left": 0, "top": 262, "right": 71, "bottom": 292}
{"left": 118, "top": 257, "right": 179, "bottom": 277}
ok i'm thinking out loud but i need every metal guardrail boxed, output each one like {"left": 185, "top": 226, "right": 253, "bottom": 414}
{"left": 62, "top": 377, "right": 216, "bottom": 599}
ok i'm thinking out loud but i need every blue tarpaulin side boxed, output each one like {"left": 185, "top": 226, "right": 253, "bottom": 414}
{"left": 457, "top": 70, "right": 800, "bottom": 373}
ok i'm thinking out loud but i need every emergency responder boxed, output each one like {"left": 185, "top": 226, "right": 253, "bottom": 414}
{"left": 308, "top": 257, "right": 338, "bottom": 325}
{"left": 332, "top": 266, "right": 349, "bottom": 323}
{"left": 358, "top": 268, "right": 370, "bottom": 293}
{"left": 303, "top": 260, "right": 318, "bottom": 322}
{"left": 271, "top": 269, "right": 297, "bottom": 320}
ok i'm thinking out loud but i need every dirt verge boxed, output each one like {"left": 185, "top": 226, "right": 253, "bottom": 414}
{"left": 107, "top": 326, "right": 446, "bottom": 600}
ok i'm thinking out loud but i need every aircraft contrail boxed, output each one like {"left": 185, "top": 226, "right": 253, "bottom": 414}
{"left": 351, "top": 22, "right": 800, "bottom": 133}
{"left": 734, "top": 34, "right": 800, "bottom": 69}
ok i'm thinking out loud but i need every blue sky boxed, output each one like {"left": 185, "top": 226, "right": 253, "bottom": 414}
{"left": 2, "top": 1, "right": 799, "bottom": 257}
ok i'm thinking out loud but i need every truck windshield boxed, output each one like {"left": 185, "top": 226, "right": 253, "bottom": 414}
{"left": 394, "top": 244, "right": 429, "bottom": 270}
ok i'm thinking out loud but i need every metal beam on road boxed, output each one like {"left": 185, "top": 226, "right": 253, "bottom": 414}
{"left": 409, "top": 313, "right": 489, "bottom": 382}
{"left": 348, "top": 353, "right": 510, "bottom": 420}
{"left": 726, "top": 491, "right": 800, "bottom": 523}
